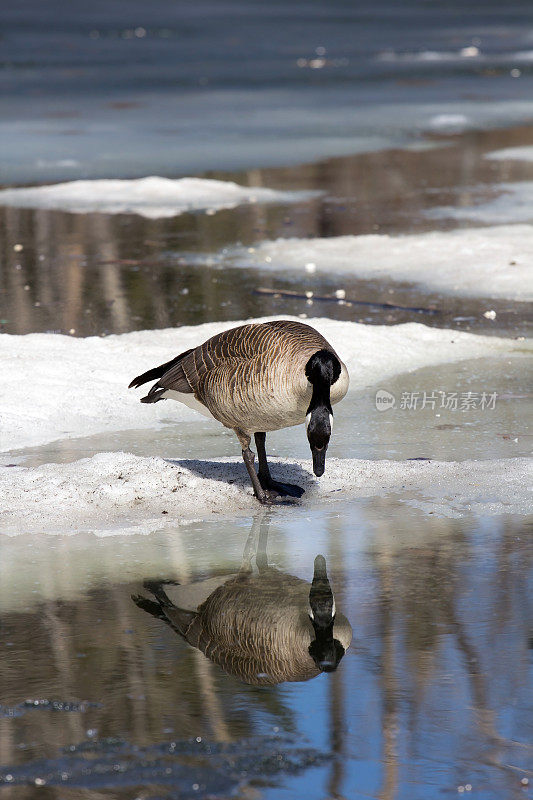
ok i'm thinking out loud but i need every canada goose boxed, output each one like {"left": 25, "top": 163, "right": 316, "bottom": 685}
{"left": 132, "top": 517, "right": 352, "bottom": 685}
{"left": 129, "top": 320, "right": 349, "bottom": 503}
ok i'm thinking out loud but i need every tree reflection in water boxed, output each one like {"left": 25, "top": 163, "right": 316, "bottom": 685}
{"left": 3, "top": 126, "right": 533, "bottom": 339}
{"left": 0, "top": 509, "right": 530, "bottom": 799}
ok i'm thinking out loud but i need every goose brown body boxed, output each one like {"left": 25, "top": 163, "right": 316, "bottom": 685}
{"left": 164, "top": 569, "right": 352, "bottom": 684}
{"left": 129, "top": 319, "right": 349, "bottom": 501}
{"left": 134, "top": 567, "right": 352, "bottom": 685}
{"left": 137, "top": 320, "right": 349, "bottom": 437}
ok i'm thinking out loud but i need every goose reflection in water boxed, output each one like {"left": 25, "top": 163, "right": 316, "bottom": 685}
{"left": 132, "top": 517, "right": 352, "bottom": 685}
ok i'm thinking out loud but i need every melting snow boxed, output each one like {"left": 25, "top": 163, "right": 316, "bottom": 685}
{"left": 0, "top": 452, "right": 530, "bottom": 535}
{"left": 425, "top": 183, "right": 533, "bottom": 224}
{"left": 0, "top": 177, "right": 316, "bottom": 218}
{"left": 1, "top": 317, "right": 526, "bottom": 454}
{"left": 485, "top": 145, "right": 533, "bottom": 162}
{"left": 230, "top": 227, "right": 533, "bottom": 300}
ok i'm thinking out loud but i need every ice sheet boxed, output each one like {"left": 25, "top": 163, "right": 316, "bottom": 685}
{"left": 0, "top": 451, "right": 530, "bottom": 535}
{"left": 485, "top": 145, "right": 533, "bottom": 162}
{"left": 0, "top": 177, "right": 315, "bottom": 218}
{"left": 425, "top": 182, "right": 533, "bottom": 224}
{"left": 231, "top": 226, "right": 533, "bottom": 300}
{"left": 1, "top": 317, "right": 525, "bottom": 454}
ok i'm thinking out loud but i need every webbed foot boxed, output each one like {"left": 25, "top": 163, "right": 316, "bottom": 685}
{"left": 258, "top": 476, "right": 305, "bottom": 499}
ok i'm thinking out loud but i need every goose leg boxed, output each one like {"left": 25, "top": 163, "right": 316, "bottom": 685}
{"left": 242, "top": 446, "right": 271, "bottom": 504}
{"left": 254, "top": 432, "right": 305, "bottom": 498}
{"left": 256, "top": 513, "right": 271, "bottom": 573}
{"left": 235, "top": 429, "right": 271, "bottom": 503}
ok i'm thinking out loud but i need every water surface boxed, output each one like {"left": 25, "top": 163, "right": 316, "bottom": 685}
{"left": 2, "top": 0, "right": 533, "bottom": 182}
{"left": 0, "top": 507, "right": 531, "bottom": 799}
{"left": 2, "top": 124, "right": 533, "bottom": 339}
{"left": 1, "top": 6, "right": 532, "bottom": 794}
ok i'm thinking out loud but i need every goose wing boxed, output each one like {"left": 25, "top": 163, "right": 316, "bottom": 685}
{"left": 129, "top": 320, "right": 334, "bottom": 407}
{"left": 130, "top": 323, "right": 265, "bottom": 404}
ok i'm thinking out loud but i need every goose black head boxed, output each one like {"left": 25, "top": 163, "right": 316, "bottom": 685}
{"left": 305, "top": 350, "right": 341, "bottom": 477}
{"left": 308, "top": 555, "right": 346, "bottom": 673}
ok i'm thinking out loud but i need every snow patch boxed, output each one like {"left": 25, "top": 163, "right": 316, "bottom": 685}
{"left": 514, "top": 50, "right": 533, "bottom": 62}
{"left": 425, "top": 183, "right": 533, "bottom": 224}
{"left": 0, "top": 177, "right": 316, "bottom": 218}
{"left": 485, "top": 146, "right": 533, "bottom": 163}
{"left": 1, "top": 317, "right": 525, "bottom": 454}
{"left": 36, "top": 159, "right": 80, "bottom": 169}
{"left": 0, "top": 452, "right": 530, "bottom": 535}
{"left": 378, "top": 50, "right": 462, "bottom": 63}
{"left": 429, "top": 113, "right": 470, "bottom": 131}
{"left": 231, "top": 227, "right": 533, "bottom": 300}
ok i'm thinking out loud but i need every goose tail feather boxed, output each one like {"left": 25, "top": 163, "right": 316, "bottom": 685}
{"left": 128, "top": 348, "right": 194, "bottom": 390}
{"left": 129, "top": 365, "right": 164, "bottom": 389}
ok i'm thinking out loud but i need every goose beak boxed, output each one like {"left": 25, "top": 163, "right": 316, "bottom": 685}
{"left": 311, "top": 445, "right": 327, "bottom": 477}
{"left": 317, "top": 657, "right": 337, "bottom": 672}
{"left": 308, "top": 638, "right": 346, "bottom": 673}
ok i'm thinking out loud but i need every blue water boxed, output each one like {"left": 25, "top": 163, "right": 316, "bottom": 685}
{"left": 2, "top": 0, "right": 533, "bottom": 182}
{"left": 0, "top": 507, "right": 530, "bottom": 799}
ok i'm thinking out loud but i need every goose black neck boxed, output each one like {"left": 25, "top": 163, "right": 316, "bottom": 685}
{"left": 305, "top": 351, "right": 340, "bottom": 477}
{"left": 305, "top": 349, "right": 341, "bottom": 415}
{"left": 309, "top": 554, "right": 335, "bottom": 623}
{"left": 307, "top": 553, "right": 345, "bottom": 671}
{"left": 308, "top": 382, "right": 332, "bottom": 417}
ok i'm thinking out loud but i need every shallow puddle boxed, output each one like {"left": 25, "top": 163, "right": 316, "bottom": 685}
{"left": 2, "top": 125, "right": 533, "bottom": 339}
{"left": 0, "top": 506, "right": 531, "bottom": 799}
